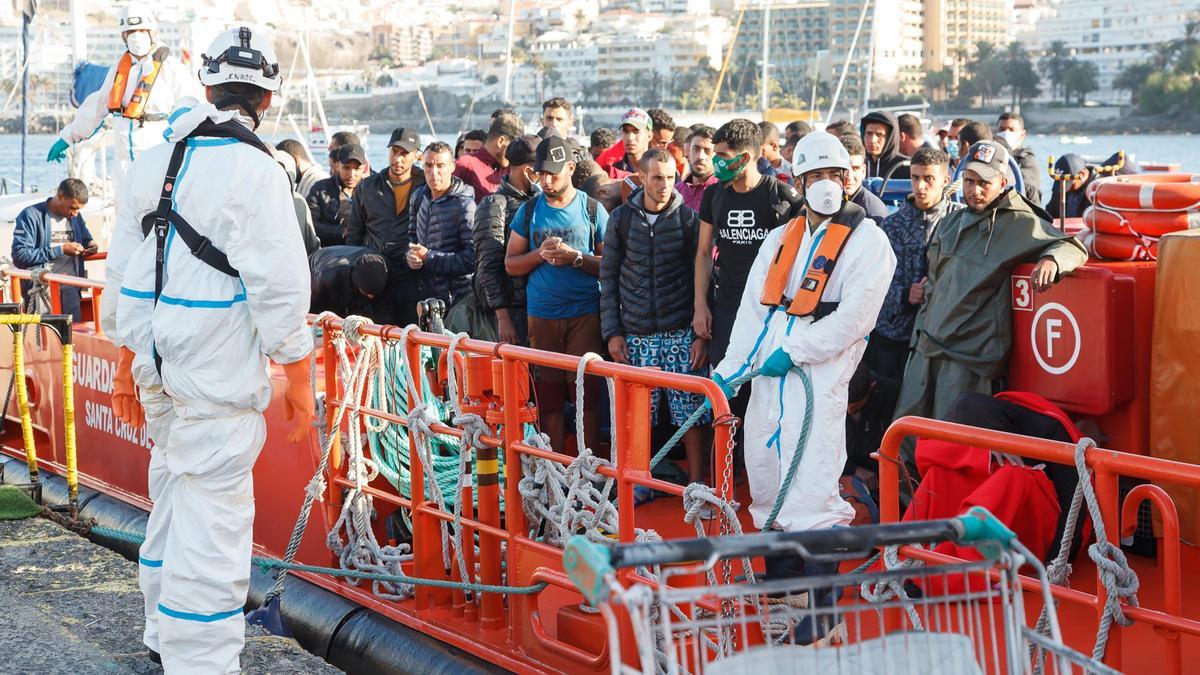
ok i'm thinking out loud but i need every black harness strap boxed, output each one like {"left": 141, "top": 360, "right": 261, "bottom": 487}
{"left": 138, "top": 118, "right": 277, "bottom": 374}
{"left": 140, "top": 119, "right": 275, "bottom": 284}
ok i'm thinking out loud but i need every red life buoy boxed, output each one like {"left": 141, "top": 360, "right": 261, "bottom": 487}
{"left": 1083, "top": 206, "right": 1197, "bottom": 238}
{"left": 1087, "top": 174, "right": 1200, "bottom": 212}
{"left": 1084, "top": 231, "right": 1158, "bottom": 261}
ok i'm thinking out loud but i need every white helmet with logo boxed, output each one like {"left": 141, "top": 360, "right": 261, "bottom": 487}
{"left": 199, "top": 27, "right": 282, "bottom": 93}
{"left": 791, "top": 131, "right": 852, "bottom": 178}
{"left": 118, "top": 2, "right": 158, "bottom": 32}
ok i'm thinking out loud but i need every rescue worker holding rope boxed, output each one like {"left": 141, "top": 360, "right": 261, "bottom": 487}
{"left": 711, "top": 131, "right": 895, "bottom": 643}
{"left": 47, "top": 3, "right": 200, "bottom": 196}
{"left": 103, "top": 27, "right": 313, "bottom": 673}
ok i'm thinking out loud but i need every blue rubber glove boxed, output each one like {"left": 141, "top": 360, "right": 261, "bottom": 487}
{"left": 47, "top": 138, "right": 69, "bottom": 163}
{"left": 758, "top": 347, "right": 795, "bottom": 378}
{"left": 713, "top": 372, "right": 736, "bottom": 400}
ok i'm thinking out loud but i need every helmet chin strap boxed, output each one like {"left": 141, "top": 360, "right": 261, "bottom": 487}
{"left": 214, "top": 96, "right": 261, "bottom": 129}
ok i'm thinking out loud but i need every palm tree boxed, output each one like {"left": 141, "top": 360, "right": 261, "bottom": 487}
{"left": 1039, "top": 40, "right": 1073, "bottom": 101}
{"left": 923, "top": 69, "right": 954, "bottom": 102}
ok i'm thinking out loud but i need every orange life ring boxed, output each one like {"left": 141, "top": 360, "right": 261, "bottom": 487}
{"left": 1085, "top": 231, "right": 1158, "bottom": 261}
{"left": 1087, "top": 174, "right": 1200, "bottom": 212}
{"left": 1139, "top": 162, "right": 1181, "bottom": 173}
{"left": 1083, "top": 206, "right": 1197, "bottom": 237}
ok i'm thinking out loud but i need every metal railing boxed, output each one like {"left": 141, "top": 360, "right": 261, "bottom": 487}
{"left": 878, "top": 417, "right": 1196, "bottom": 675}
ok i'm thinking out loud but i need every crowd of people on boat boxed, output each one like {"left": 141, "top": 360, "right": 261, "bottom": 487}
{"left": 240, "top": 99, "right": 1086, "bottom": 487}
{"left": 3, "top": 5, "right": 1121, "bottom": 667}
{"left": 20, "top": 87, "right": 1101, "bottom": 512}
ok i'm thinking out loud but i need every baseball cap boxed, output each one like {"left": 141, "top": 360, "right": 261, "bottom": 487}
{"left": 505, "top": 134, "right": 540, "bottom": 167}
{"left": 535, "top": 136, "right": 573, "bottom": 174}
{"left": 620, "top": 107, "right": 651, "bottom": 131}
{"left": 337, "top": 143, "right": 367, "bottom": 166}
{"left": 387, "top": 128, "right": 421, "bottom": 152}
{"left": 963, "top": 140, "right": 1010, "bottom": 182}
{"left": 1054, "top": 153, "right": 1087, "bottom": 176}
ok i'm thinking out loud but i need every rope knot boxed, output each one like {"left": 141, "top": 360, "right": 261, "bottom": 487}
{"left": 341, "top": 314, "right": 372, "bottom": 347}
{"left": 1089, "top": 540, "right": 1140, "bottom": 626}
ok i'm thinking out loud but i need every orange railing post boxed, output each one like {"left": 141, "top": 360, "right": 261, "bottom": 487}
{"left": 48, "top": 279, "right": 62, "bottom": 315}
{"left": 91, "top": 287, "right": 103, "bottom": 335}
{"left": 1122, "top": 485, "right": 1182, "bottom": 675}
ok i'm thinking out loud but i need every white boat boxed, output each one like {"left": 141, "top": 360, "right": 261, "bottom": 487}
{"left": 1059, "top": 135, "right": 1093, "bottom": 145}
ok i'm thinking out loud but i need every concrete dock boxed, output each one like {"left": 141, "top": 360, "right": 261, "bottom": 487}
{"left": 0, "top": 516, "right": 342, "bottom": 674}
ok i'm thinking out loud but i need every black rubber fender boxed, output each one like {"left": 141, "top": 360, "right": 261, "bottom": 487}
{"left": 326, "top": 608, "right": 506, "bottom": 675}
{"left": 2, "top": 455, "right": 508, "bottom": 674}
{"left": 245, "top": 565, "right": 360, "bottom": 661}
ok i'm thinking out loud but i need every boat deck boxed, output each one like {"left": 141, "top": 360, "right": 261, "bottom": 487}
{"left": 0, "top": 516, "right": 342, "bottom": 675}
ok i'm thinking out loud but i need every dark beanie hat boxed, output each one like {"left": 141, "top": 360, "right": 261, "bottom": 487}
{"left": 351, "top": 254, "right": 388, "bottom": 297}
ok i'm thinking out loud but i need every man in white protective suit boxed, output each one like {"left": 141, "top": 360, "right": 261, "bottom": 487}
{"left": 710, "top": 131, "right": 895, "bottom": 643}
{"left": 48, "top": 3, "right": 201, "bottom": 195}
{"left": 102, "top": 27, "right": 314, "bottom": 673}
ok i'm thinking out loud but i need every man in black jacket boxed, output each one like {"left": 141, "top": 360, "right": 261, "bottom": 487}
{"left": 839, "top": 133, "right": 891, "bottom": 221}
{"left": 996, "top": 112, "right": 1042, "bottom": 206}
{"left": 860, "top": 111, "right": 907, "bottom": 179}
{"left": 474, "top": 135, "right": 539, "bottom": 344}
{"left": 344, "top": 128, "right": 426, "bottom": 325}
{"left": 406, "top": 142, "right": 476, "bottom": 307}
{"left": 309, "top": 246, "right": 388, "bottom": 317}
{"left": 601, "top": 148, "right": 708, "bottom": 484}
{"left": 307, "top": 143, "right": 366, "bottom": 247}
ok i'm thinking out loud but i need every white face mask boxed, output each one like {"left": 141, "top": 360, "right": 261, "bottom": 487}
{"left": 805, "top": 179, "right": 844, "bottom": 216}
{"left": 125, "top": 32, "right": 152, "bottom": 58}
{"left": 997, "top": 129, "right": 1022, "bottom": 150}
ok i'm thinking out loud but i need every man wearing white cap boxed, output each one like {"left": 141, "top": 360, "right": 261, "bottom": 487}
{"left": 104, "top": 26, "right": 312, "bottom": 673}
{"left": 48, "top": 3, "right": 200, "bottom": 196}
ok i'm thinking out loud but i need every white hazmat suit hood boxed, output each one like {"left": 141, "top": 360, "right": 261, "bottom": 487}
{"left": 713, "top": 209, "right": 895, "bottom": 532}
{"left": 103, "top": 96, "right": 311, "bottom": 673}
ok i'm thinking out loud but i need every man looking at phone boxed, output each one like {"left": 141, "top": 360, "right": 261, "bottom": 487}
{"left": 12, "top": 178, "right": 98, "bottom": 320}
{"left": 505, "top": 136, "right": 608, "bottom": 455}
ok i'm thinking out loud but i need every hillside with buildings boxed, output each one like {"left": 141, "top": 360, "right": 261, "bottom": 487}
{"left": 2, "top": 0, "right": 1197, "bottom": 132}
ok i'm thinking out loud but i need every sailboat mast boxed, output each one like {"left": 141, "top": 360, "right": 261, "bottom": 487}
{"left": 826, "top": 0, "right": 871, "bottom": 122}
{"left": 760, "top": 0, "right": 770, "bottom": 115}
{"left": 502, "top": 0, "right": 516, "bottom": 103}
{"left": 862, "top": 2, "right": 876, "bottom": 110}
{"left": 20, "top": 9, "right": 29, "bottom": 193}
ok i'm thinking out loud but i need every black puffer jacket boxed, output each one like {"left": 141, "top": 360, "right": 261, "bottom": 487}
{"left": 411, "top": 177, "right": 476, "bottom": 305}
{"left": 600, "top": 188, "right": 699, "bottom": 340}
{"left": 473, "top": 177, "right": 532, "bottom": 311}
{"left": 307, "top": 176, "right": 347, "bottom": 246}
{"left": 309, "top": 245, "right": 379, "bottom": 315}
{"left": 344, "top": 168, "right": 427, "bottom": 264}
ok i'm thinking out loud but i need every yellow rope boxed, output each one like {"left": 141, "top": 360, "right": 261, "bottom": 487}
{"left": 12, "top": 327, "right": 36, "bottom": 482}
{"left": 61, "top": 343, "right": 77, "bottom": 505}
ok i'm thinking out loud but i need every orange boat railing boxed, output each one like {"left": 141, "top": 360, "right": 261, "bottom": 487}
{"left": 879, "top": 417, "right": 1196, "bottom": 675}
{"left": 7, "top": 261, "right": 1199, "bottom": 673}
{"left": 312, "top": 315, "right": 737, "bottom": 671}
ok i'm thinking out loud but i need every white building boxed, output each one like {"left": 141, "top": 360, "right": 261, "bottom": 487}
{"left": 641, "top": 0, "right": 712, "bottom": 13}
{"left": 1023, "top": 0, "right": 1196, "bottom": 101}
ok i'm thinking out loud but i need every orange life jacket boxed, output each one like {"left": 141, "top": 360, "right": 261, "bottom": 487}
{"left": 106, "top": 47, "right": 169, "bottom": 120}
{"left": 759, "top": 202, "right": 864, "bottom": 317}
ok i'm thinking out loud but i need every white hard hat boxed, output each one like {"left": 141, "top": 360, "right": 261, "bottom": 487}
{"left": 118, "top": 2, "right": 157, "bottom": 32}
{"left": 199, "top": 27, "right": 282, "bottom": 92}
{"left": 791, "top": 131, "right": 852, "bottom": 178}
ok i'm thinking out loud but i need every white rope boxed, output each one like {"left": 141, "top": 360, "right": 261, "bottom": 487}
{"left": 1034, "top": 438, "right": 1139, "bottom": 667}
{"left": 859, "top": 544, "right": 926, "bottom": 631}
{"left": 323, "top": 317, "right": 415, "bottom": 599}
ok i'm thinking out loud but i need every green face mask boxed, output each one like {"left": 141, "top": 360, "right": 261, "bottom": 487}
{"left": 712, "top": 153, "right": 748, "bottom": 182}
